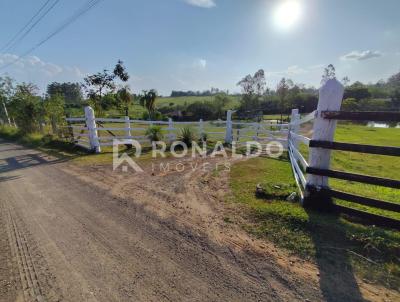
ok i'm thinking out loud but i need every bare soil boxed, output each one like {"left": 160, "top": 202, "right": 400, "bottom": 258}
{"left": 0, "top": 139, "right": 398, "bottom": 301}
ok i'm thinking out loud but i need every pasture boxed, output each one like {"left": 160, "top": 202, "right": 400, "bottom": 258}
{"left": 229, "top": 122, "right": 400, "bottom": 288}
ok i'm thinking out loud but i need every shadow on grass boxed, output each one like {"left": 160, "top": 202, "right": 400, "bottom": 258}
{"left": 306, "top": 209, "right": 365, "bottom": 302}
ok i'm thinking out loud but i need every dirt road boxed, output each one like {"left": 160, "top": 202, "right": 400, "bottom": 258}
{"left": 0, "top": 139, "right": 397, "bottom": 302}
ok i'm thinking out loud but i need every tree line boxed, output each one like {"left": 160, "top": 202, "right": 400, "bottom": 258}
{"left": 1, "top": 62, "right": 400, "bottom": 135}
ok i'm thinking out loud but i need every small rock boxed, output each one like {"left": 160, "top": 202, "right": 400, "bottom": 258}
{"left": 273, "top": 185, "right": 281, "bottom": 189}
{"left": 287, "top": 192, "right": 297, "bottom": 202}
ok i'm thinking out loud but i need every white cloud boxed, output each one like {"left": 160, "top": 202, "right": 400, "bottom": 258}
{"left": 193, "top": 58, "right": 207, "bottom": 69}
{"left": 0, "top": 53, "right": 85, "bottom": 92}
{"left": 267, "top": 65, "right": 307, "bottom": 77}
{"left": 340, "top": 50, "right": 382, "bottom": 61}
{"left": 184, "top": 0, "right": 216, "bottom": 8}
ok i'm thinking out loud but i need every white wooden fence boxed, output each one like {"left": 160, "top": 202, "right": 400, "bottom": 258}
{"left": 287, "top": 79, "right": 400, "bottom": 229}
{"left": 66, "top": 109, "right": 290, "bottom": 153}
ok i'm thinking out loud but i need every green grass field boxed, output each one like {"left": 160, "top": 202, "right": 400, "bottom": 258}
{"left": 66, "top": 95, "right": 241, "bottom": 119}
{"left": 228, "top": 122, "right": 400, "bottom": 288}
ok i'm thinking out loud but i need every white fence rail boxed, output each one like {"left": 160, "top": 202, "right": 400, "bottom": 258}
{"left": 66, "top": 108, "right": 290, "bottom": 153}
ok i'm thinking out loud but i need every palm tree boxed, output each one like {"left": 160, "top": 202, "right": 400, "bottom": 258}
{"left": 139, "top": 90, "right": 157, "bottom": 120}
{"left": 117, "top": 86, "right": 132, "bottom": 116}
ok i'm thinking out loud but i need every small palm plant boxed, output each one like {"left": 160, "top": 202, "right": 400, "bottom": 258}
{"left": 146, "top": 125, "right": 163, "bottom": 142}
{"left": 179, "top": 127, "right": 196, "bottom": 147}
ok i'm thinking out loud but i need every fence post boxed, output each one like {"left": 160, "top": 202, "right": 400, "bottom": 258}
{"left": 84, "top": 106, "right": 101, "bottom": 153}
{"left": 225, "top": 110, "right": 233, "bottom": 144}
{"left": 124, "top": 116, "right": 133, "bottom": 148}
{"left": 199, "top": 119, "right": 204, "bottom": 141}
{"left": 290, "top": 109, "right": 300, "bottom": 149}
{"left": 168, "top": 118, "right": 175, "bottom": 142}
{"left": 303, "top": 79, "right": 344, "bottom": 208}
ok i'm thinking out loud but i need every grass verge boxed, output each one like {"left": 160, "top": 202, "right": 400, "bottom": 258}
{"left": 229, "top": 155, "right": 400, "bottom": 289}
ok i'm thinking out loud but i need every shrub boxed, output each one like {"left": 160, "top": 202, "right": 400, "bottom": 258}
{"left": 145, "top": 125, "right": 163, "bottom": 142}
{"left": 179, "top": 127, "right": 196, "bottom": 147}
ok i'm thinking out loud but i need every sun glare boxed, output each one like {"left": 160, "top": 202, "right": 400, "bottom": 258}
{"left": 273, "top": 0, "right": 302, "bottom": 31}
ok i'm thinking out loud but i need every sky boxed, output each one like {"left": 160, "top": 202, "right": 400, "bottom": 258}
{"left": 0, "top": 0, "right": 399, "bottom": 96}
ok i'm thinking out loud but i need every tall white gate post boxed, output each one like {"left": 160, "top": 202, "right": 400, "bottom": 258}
{"left": 84, "top": 106, "right": 101, "bottom": 153}
{"left": 303, "top": 79, "right": 344, "bottom": 207}
{"left": 290, "top": 109, "right": 300, "bottom": 149}
{"left": 124, "top": 116, "right": 133, "bottom": 147}
{"left": 225, "top": 110, "right": 233, "bottom": 144}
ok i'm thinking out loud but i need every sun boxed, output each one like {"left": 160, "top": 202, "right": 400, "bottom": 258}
{"left": 273, "top": 0, "right": 302, "bottom": 31}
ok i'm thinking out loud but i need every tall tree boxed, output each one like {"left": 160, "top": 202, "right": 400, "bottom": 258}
{"left": 321, "top": 64, "right": 336, "bottom": 85}
{"left": 83, "top": 69, "right": 116, "bottom": 115}
{"left": 0, "top": 76, "right": 14, "bottom": 125}
{"left": 8, "top": 83, "right": 41, "bottom": 133}
{"left": 47, "top": 82, "right": 83, "bottom": 104}
{"left": 277, "top": 78, "right": 290, "bottom": 123}
{"left": 117, "top": 86, "right": 133, "bottom": 116}
{"left": 139, "top": 90, "right": 157, "bottom": 120}
{"left": 82, "top": 60, "right": 130, "bottom": 115}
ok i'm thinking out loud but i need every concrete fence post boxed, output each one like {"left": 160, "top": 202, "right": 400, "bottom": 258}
{"left": 168, "top": 118, "right": 175, "bottom": 142}
{"left": 290, "top": 109, "right": 300, "bottom": 149}
{"left": 84, "top": 106, "right": 101, "bottom": 153}
{"left": 199, "top": 119, "right": 204, "bottom": 141}
{"left": 225, "top": 110, "right": 233, "bottom": 144}
{"left": 125, "top": 116, "right": 133, "bottom": 148}
{"left": 303, "top": 79, "right": 344, "bottom": 207}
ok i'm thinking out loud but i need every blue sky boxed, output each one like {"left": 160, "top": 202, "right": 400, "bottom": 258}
{"left": 0, "top": 0, "right": 399, "bottom": 96}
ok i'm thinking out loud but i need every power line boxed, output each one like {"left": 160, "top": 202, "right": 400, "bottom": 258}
{"left": 0, "top": 0, "right": 53, "bottom": 52}
{"left": 1, "top": 0, "right": 61, "bottom": 53}
{"left": 0, "top": 0, "right": 103, "bottom": 72}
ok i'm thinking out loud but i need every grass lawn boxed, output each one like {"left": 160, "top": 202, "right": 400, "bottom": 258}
{"left": 229, "top": 122, "right": 400, "bottom": 289}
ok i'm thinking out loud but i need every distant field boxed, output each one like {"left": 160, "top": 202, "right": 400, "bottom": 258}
{"left": 66, "top": 95, "right": 241, "bottom": 119}
{"left": 157, "top": 95, "right": 241, "bottom": 109}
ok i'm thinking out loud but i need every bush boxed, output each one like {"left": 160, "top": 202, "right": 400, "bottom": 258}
{"left": 142, "top": 111, "right": 165, "bottom": 121}
{"left": 145, "top": 125, "right": 163, "bottom": 142}
{"left": 179, "top": 127, "right": 196, "bottom": 147}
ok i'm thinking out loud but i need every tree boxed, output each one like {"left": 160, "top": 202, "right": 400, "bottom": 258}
{"left": 113, "top": 60, "right": 130, "bottom": 82}
{"left": 276, "top": 78, "right": 290, "bottom": 122}
{"left": 44, "top": 94, "right": 65, "bottom": 134}
{"left": 342, "top": 76, "right": 350, "bottom": 87}
{"left": 321, "top": 64, "right": 336, "bottom": 85}
{"left": 344, "top": 82, "right": 371, "bottom": 101}
{"left": 47, "top": 82, "right": 83, "bottom": 104}
{"left": 8, "top": 83, "right": 41, "bottom": 133}
{"left": 83, "top": 69, "right": 116, "bottom": 114}
{"left": 117, "top": 86, "right": 133, "bottom": 116}
{"left": 139, "top": 90, "right": 157, "bottom": 120}
{"left": 391, "top": 88, "right": 400, "bottom": 108}
{"left": 387, "top": 71, "right": 400, "bottom": 88}
{"left": 237, "top": 69, "right": 266, "bottom": 116}
{"left": 237, "top": 69, "right": 266, "bottom": 96}
{"left": 0, "top": 76, "right": 14, "bottom": 125}
{"left": 82, "top": 60, "right": 130, "bottom": 115}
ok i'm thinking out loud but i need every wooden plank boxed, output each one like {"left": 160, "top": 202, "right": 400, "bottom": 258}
{"left": 333, "top": 204, "right": 400, "bottom": 230}
{"left": 322, "top": 111, "right": 400, "bottom": 122}
{"left": 317, "top": 187, "right": 400, "bottom": 212}
{"left": 306, "top": 167, "right": 400, "bottom": 189}
{"left": 288, "top": 146, "right": 306, "bottom": 187}
{"left": 297, "top": 110, "right": 316, "bottom": 125}
{"left": 309, "top": 140, "right": 400, "bottom": 156}
{"left": 289, "top": 141, "right": 308, "bottom": 170}
{"left": 290, "top": 132, "right": 310, "bottom": 145}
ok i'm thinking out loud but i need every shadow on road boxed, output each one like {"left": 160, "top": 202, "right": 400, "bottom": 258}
{"left": 306, "top": 210, "right": 365, "bottom": 302}
{"left": 0, "top": 153, "right": 70, "bottom": 174}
